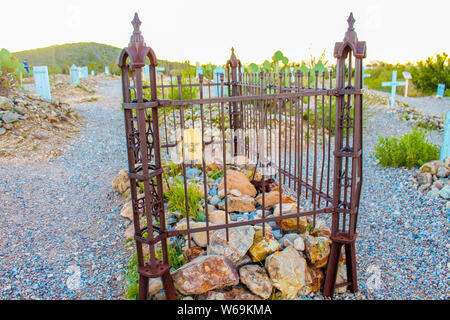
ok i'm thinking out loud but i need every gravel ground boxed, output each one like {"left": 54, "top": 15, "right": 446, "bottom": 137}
{"left": 0, "top": 80, "right": 129, "bottom": 299}
{"left": 372, "top": 89, "right": 450, "bottom": 117}
{"left": 0, "top": 80, "right": 448, "bottom": 300}
{"left": 349, "top": 100, "right": 449, "bottom": 300}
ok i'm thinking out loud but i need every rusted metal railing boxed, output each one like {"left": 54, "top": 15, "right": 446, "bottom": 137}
{"left": 119, "top": 12, "right": 365, "bottom": 300}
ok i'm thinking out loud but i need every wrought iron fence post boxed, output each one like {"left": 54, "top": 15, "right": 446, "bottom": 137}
{"left": 119, "top": 13, "right": 176, "bottom": 300}
{"left": 227, "top": 48, "right": 242, "bottom": 156}
{"left": 323, "top": 13, "right": 366, "bottom": 298}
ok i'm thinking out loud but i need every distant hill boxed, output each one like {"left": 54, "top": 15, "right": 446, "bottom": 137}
{"left": 13, "top": 42, "right": 121, "bottom": 75}
{"left": 13, "top": 42, "right": 194, "bottom": 76}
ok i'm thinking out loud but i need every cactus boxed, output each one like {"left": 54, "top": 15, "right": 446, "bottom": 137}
{"left": 0, "top": 48, "right": 25, "bottom": 88}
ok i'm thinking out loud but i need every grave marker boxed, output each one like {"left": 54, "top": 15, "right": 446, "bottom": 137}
{"left": 70, "top": 65, "right": 80, "bottom": 85}
{"left": 213, "top": 67, "right": 226, "bottom": 96}
{"left": 362, "top": 66, "right": 371, "bottom": 87}
{"left": 33, "top": 66, "right": 51, "bottom": 101}
{"left": 91, "top": 71, "right": 95, "bottom": 76}
{"left": 402, "top": 71, "right": 412, "bottom": 97}
{"left": 79, "top": 67, "right": 89, "bottom": 79}
{"left": 196, "top": 66, "right": 203, "bottom": 78}
{"left": 437, "top": 84, "right": 446, "bottom": 97}
{"left": 381, "top": 71, "right": 405, "bottom": 107}
{"left": 155, "top": 67, "right": 165, "bottom": 73}
{"left": 440, "top": 111, "right": 450, "bottom": 161}
{"left": 105, "top": 66, "right": 110, "bottom": 75}
{"left": 142, "top": 65, "right": 150, "bottom": 81}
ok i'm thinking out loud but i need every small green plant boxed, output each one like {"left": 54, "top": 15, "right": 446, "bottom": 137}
{"left": 125, "top": 253, "right": 139, "bottom": 300}
{"left": 207, "top": 168, "right": 224, "bottom": 180}
{"left": 373, "top": 126, "right": 439, "bottom": 169}
{"left": 155, "top": 240, "right": 186, "bottom": 270}
{"left": 165, "top": 177, "right": 204, "bottom": 221}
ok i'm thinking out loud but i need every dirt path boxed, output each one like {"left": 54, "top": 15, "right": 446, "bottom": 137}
{"left": 0, "top": 79, "right": 129, "bottom": 299}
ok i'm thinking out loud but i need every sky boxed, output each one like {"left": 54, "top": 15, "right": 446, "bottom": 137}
{"left": 1, "top": 0, "right": 449, "bottom": 66}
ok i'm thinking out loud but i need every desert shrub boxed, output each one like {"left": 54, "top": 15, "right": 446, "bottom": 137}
{"left": 411, "top": 52, "right": 449, "bottom": 96}
{"left": 373, "top": 126, "right": 439, "bottom": 168}
{"left": 165, "top": 177, "right": 204, "bottom": 221}
{"left": 207, "top": 167, "right": 224, "bottom": 180}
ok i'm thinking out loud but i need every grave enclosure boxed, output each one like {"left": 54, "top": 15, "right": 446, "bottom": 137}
{"left": 119, "top": 13, "right": 366, "bottom": 299}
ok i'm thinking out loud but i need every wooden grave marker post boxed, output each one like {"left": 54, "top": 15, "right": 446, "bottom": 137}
{"left": 213, "top": 67, "right": 226, "bottom": 96}
{"left": 381, "top": 70, "right": 405, "bottom": 107}
{"left": 402, "top": 71, "right": 412, "bottom": 97}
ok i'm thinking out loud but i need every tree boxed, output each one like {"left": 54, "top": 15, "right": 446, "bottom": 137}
{"left": 411, "top": 52, "right": 449, "bottom": 96}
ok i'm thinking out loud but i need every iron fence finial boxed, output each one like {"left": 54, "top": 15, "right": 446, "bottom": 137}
{"left": 347, "top": 12, "right": 355, "bottom": 31}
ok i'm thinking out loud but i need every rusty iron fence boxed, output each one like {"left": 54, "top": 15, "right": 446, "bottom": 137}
{"left": 119, "top": 12, "right": 366, "bottom": 300}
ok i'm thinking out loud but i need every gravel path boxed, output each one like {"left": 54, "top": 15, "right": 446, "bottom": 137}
{"left": 0, "top": 80, "right": 129, "bottom": 299}
{"left": 351, "top": 101, "right": 449, "bottom": 300}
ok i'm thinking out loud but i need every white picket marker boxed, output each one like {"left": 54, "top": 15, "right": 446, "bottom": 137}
{"left": 33, "top": 66, "right": 51, "bottom": 101}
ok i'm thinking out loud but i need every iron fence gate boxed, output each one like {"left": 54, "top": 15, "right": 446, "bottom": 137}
{"left": 119, "top": 12, "right": 366, "bottom": 300}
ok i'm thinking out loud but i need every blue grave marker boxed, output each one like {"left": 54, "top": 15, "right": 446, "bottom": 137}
{"left": 437, "top": 84, "right": 446, "bottom": 97}
{"left": 381, "top": 71, "right": 405, "bottom": 107}
{"left": 362, "top": 66, "right": 371, "bottom": 87}
{"left": 142, "top": 65, "right": 150, "bottom": 81}
{"left": 79, "top": 67, "right": 89, "bottom": 79}
{"left": 440, "top": 111, "right": 450, "bottom": 161}
{"left": 105, "top": 66, "right": 110, "bottom": 75}
{"left": 91, "top": 71, "right": 95, "bottom": 76}
{"left": 213, "top": 67, "right": 226, "bottom": 96}
{"left": 155, "top": 67, "right": 165, "bottom": 73}
{"left": 70, "top": 65, "right": 80, "bottom": 85}
{"left": 196, "top": 66, "right": 203, "bottom": 78}
{"left": 33, "top": 66, "right": 51, "bottom": 101}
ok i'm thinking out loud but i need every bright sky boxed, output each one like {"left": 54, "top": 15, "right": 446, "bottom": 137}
{"left": 2, "top": 0, "right": 449, "bottom": 66}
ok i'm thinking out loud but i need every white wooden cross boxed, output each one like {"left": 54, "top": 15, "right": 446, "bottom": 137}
{"left": 402, "top": 71, "right": 412, "bottom": 97}
{"left": 382, "top": 71, "right": 405, "bottom": 107}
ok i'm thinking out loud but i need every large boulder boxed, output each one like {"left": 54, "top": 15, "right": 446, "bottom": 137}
{"left": 298, "top": 267, "right": 324, "bottom": 295}
{"left": 255, "top": 191, "right": 296, "bottom": 209}
{"left": 218, "top": 170, "right": 257, "bottom": 197}
{"left": 265, "top": 246, "right": 311, "bottom": 299}
{"left": 248, "top": 228, "right": 281, "bottom": 262}
{"left": 304, "top": 236, "right": 331, "bottom": 268}
{"left": 239, "top": 265, "right": 273, "bottom": 299}
{"left": 218, "top": 195, "right": 256, "bottom": 213}
{"left": 112, "top": 169, "right": 130, "bottom": 194}
{"left": 207, "top": 226, "right": 255, "bottom": 263}
{"left": 172, "top": 255, "right": 239, "bottom": 295}
{"left": 273, "top": 203, "right": 308, "bottom": 232}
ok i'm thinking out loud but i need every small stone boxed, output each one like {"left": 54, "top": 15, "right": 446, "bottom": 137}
{"left": 208, "top": 210, "right": 230, "bottom": 225}
{"left": 218, "top": 195, "right": 256, "bottom": 213}
{"left": 1, "top": 111, "right": 23, "bottom": 123}
{"left": 420, "top": 160, "right": 445, "bottom": 175}
{"left": 148, "top": 278, "right": 163, "bottom": 296}
{"left": 124, "top": 224, "right": 134, "bottom": 240}
{"left": 0, "top": 127, "right": 6, "bottom": 135}
{"left": 248, "top": 229, "right": 281, "bottom": 262}
{"left": 239, "top": 265, "right": 273, "bottom": 299}
{"left": 207, "top": 226, "right": 255, "bottom": 263}
{"left": 416, "top": 172, "right": 433, "bottom": 186}
{"left": 120, "top": 201, "right": 133, "bottom": 221}
{"left": 0, "top": 96, "right": 13, "bottom": 111}
{"left": 438, "top": 185, "right": 450, "bottom": 200}
{"left": 205, "top": 286, "right": 261, "bottom": 300}
{"left": 255, "top": 191, "right": 296, "bottom": 209}
{"left": 112, "top": 169, "right": 130, "bottom": 194}
{"left": 229, "top": 189, "right": 242, "bottom": 197}
{"left": 184, "top": 246, "right": 206, "bottom": 262}
{"left": 294, "top": 237, "right": 305, "bottom": 251}
{"left": 304, "top": 236, "right": 331, "bottom": 268}
{"left": 218, "top": 170, "right": 257, "bottom": 197}
{"left": 437, "top": 166, "right": 450, "bottom": 178}
{"left": 234, "top": 255, "right": 252, "bottom": 268}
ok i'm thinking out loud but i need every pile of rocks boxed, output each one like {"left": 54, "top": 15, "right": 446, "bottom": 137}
{"left": 413, "top": 158, "right": 450, "bottom": 202}
{"left": 0, "top": 91, "right": 81, "bottom": 158}
{"left": 113, "top": 161, "right": 347, "bottom": 300}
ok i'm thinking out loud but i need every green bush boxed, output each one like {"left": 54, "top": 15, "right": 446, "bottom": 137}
{"left": 155, "top": 240, "right": 186, "bottom": 270}
{"left": 165, "top": 177, "right": 204, "bottom": 221}
{"left": 411, "top": 52, "right": 449, "bottom": 96}
{"left": 373, "top": 126, "right": 439, "bottom": 169}
{"left": 125, "top": 253, "right": 139, "bottom": 300}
